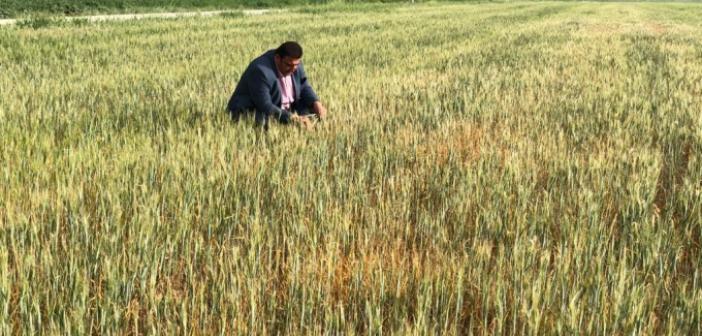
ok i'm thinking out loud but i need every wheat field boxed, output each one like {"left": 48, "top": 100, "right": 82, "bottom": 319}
{"left": 1, "top": 2, "right": 701, "bottom": 334}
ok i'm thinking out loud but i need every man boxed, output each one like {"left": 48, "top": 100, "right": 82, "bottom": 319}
{"left": 227, "top": 41, "right": 327, "bottom": 129}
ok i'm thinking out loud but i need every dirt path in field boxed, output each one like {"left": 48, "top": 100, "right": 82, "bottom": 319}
{"left": 0, "top": 9, "right": 273, "bottom": 26}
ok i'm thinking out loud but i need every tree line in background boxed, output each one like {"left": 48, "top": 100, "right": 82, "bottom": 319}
{"left": 0, "top": 0, "right": 422, "bottom": 18}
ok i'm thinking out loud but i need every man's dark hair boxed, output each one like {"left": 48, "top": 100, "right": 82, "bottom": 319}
{"left": 275, "top": 41, "right": 303, "bottom": 59}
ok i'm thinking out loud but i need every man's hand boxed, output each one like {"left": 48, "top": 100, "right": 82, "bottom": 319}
{"left": 290, "top": 114, "right": 313, "bottom": 130}
{"left": 312, "top": 101, "right": 327, "bottom": 120}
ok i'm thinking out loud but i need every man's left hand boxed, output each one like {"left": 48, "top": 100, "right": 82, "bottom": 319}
{"left": 312, "top": 101, "right": 327, "bottom": 120}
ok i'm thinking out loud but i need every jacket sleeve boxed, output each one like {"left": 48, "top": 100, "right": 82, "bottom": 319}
{"left": 297, "top": 63, "right": 319, "bottom": 107}
{"left": 247, "top": 66, "right": 292, "bottom": 125}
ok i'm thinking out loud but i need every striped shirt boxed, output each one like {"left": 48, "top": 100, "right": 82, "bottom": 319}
{"left": 278, "top": 74, "right": 294, "bottom": 111}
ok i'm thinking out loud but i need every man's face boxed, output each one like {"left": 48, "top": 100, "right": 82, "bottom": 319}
{"left": 274, "top": 55, "right": 301, "bottom": 76}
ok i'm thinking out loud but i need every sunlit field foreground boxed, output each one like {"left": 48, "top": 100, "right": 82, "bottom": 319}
{"left": 1, "top": 2, "right": 702, "bottom": 334}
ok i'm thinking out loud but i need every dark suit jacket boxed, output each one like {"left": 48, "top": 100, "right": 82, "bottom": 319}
{"left": 227, "top": 50, "right": 319, "bottom": 126}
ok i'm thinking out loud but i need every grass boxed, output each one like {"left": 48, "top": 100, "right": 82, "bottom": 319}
{"left": 1, "top": 1, "right": 702, "bottom": 334}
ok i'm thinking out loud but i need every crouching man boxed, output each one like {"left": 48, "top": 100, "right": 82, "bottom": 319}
{"left": 227, "top": 41, "right": 327, "bottom": 129}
